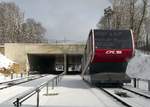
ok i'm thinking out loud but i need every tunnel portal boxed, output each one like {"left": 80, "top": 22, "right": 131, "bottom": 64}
{"left": 27, "top": 54, "right": 82, "bottom": 74}
{"left": 28, "top": 54, "right": 57, "bottom": 74}
{"left": 67, "top": 55, "right": 82, "bottom": 74}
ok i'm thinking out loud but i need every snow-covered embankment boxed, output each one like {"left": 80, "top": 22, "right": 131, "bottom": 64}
{"left": 127, "top": 50, "right": 150, "bottom": 80}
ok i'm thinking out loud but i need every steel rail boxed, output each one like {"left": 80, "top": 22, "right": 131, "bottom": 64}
{"left": 0, "top": 75, "right": 35, "bottom": 84}
{"left": 122, "top": 87, "right": 150, "bottom": 99}
{"left": 101, "top": 88, "right": 132, "bottom": 107}
{"left": 0, "top": 75, "right": 44, "bottom": 90}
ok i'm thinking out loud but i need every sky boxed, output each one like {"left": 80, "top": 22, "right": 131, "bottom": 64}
{"left": 0, "top": 0, "right": 110, "bottom": 42}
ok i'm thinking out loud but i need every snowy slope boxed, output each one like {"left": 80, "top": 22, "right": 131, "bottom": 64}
{"left": 127, "top": 50, "right": 150, "bottom": 80}
{"left": 0, "top": 53, "right": 14, "bottom": 69}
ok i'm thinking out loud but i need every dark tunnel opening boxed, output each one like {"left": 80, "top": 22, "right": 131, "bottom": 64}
{"left": 67, "top": 54, "right": 82, "bottom": 74}
{"left": 28, "top": 54, "right": 56, "bottom": 74}
{"left": 27, "top": 54, "right": 82, "bottom": 75}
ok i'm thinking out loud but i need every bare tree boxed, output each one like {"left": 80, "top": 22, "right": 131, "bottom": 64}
{"left": 97, "top": 0, "right": 149, "bottom": 48}
{"left": 97, "top": 16, "right": 108, "bottom": 29}
{"left": 22, "top": 18, "right": 47, "bottom": 43}
{"left": 0, "top": 2, "right": 47, "bottom": 43}
{"left": 0, "top": 2, "right": 24, "bottom": 43}
{"left": 137, "top": 0, "right": 148, "bottom": 40}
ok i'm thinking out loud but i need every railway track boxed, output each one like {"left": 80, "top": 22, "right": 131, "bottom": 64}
{"left": 101, "top": 87, "right": 150, "bottom": 107}
{"left": 122, "top": 87, "right": 150, "bottom": 99}
{"left": 0, "top": 75, "right": 45, "bottom": 90}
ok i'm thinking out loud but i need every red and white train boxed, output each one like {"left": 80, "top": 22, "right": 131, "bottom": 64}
{"left": 81, "top": 29, "right": 135, "bottom": 86}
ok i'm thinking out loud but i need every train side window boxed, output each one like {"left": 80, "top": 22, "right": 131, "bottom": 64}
{"left": 94, "top": 30, "right": 132, "bottom": 49}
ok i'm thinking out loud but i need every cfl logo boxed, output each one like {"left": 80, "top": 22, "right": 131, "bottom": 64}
{"left": 105, "top": 50, "right": 122, "bottom": 54}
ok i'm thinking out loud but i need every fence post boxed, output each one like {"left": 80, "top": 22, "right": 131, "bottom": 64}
{"left": 56, "top": 77, "right": 58, "bottom": 86}
{"left": 148, "top": 80, "right": 150, "bottom": 91}
{"left": 46, "top": 83, "right": 49, "bottom": 95}
{"left": 137, "top": 79, "right": 139, "bottom": 88}
{"left": 11, "top": 72, "right": 13, "bottom": 79}
{"left": 52, "top": 80, "right": 54, "bottom": 89}
{"left": 16, "top": 98, "right": 20, "bottom": 107}
{"left": 21, "top": 73, "right": 23, "bottom": 78}
{"left": 133, "top": 78, "right": 136, "bottom": 88}
{"left": 37, "top": 89, "right": 40, "bottom": 107}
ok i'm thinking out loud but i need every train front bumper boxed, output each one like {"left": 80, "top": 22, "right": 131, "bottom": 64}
{"left": 91, "top": 73, "right": 131, "bottom": 84}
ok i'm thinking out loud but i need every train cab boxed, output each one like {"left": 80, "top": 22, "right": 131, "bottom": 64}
{"left": 82, "top": 29, "right": 135, "bottom": 85}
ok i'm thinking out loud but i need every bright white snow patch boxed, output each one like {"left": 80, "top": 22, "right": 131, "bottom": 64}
{"left": 0, "top": 53, "right": 14, "bottom": 69}
{"left": 127, "top": 50, "right": 150, "bottom": 80}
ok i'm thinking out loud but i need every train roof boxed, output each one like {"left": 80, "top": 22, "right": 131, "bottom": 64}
{"left": 89, "top": 29, "right": 133, "bottom": 40}
{"left": 90, "top": 29, "right": 132, "bottom": 36}
{"left": 90, "top": 29, "right": 131, "bottom": 32}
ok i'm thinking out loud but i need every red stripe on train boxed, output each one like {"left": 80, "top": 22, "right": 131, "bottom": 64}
{"left": 92, "top": 49, "right": 134, "bottom": 63}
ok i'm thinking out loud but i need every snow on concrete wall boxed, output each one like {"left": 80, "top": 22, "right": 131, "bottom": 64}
{"left": 0, "top": 53, "right": 14, "bottom": 69}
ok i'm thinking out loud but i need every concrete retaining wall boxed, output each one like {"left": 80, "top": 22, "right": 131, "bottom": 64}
{"left": 4, "top": 43, "right": 85, "bottom": 72}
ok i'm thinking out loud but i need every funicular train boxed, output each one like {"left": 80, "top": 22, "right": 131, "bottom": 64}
{"left": 81, "top": 29, "right": 135, "bottom": 86}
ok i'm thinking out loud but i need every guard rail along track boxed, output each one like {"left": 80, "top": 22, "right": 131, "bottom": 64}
{"left": 101, "top": 87, "right": 150, "bottom": 107}
{"left": 122, "top": 87, "right": 150, "bottom": 99}
{"left": 13, "top": 72, "right": 65, "bottom": 107}
{"left": 0, "top": 75, "right": 44, "bottom": 90}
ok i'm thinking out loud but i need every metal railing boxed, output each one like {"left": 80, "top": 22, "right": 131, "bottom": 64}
{"left": 131, "top": 78, "right": 150, "bottom": 91}
{"left": 13, "top": 72, "right": 65, "bottom": 107}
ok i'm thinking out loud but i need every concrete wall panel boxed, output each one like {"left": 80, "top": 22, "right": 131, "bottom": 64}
{"left": 4, "top": 43, "right": 84, "bottom": 72}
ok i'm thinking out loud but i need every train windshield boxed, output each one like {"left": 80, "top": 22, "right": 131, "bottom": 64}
{"left": 94, "top": 30, "right": 132, "bottom": 49}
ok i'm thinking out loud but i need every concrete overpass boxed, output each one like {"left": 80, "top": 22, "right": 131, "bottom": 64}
{"left": 4, "top": 43, "right": 85, "bottom": 74}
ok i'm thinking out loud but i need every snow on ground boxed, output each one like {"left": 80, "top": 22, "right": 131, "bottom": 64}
{"left": 0, "top": 75, "right": 54, "bottom": 106}
{"left": 0, "top": 73, "right": 24, "bottom": 83}
{"left": 127, "top": 50, "right": 150, "bottom": 80}
{"left": 20, "top": 75, "right": 122, "bottom": 107}
{"left": 0, "top": 53, "right": 21, "bottom": 82}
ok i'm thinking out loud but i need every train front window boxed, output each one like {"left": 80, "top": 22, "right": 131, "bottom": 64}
{"left": 94, "top": 30, "right": 132, "bottom": 49}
